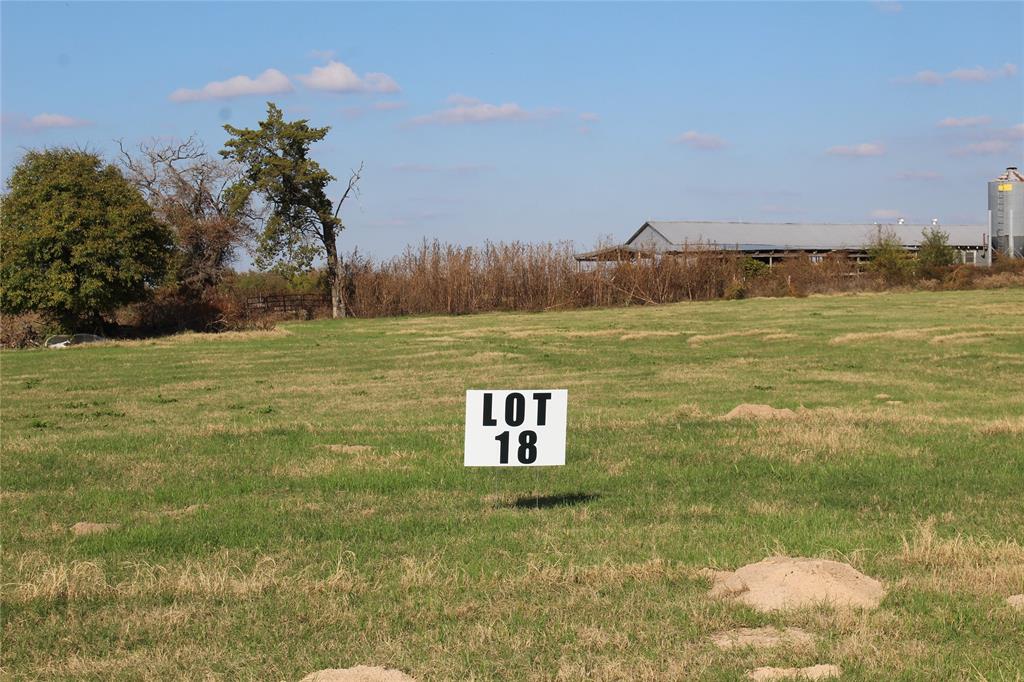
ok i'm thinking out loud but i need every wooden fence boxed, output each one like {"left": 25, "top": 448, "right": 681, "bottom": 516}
{"left": 245, "top": 293, "right": 330, "bottom": 316}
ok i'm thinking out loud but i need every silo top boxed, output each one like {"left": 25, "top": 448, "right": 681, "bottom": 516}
{"left": 994, "top": 167, "right": 1024, "bottom": 183}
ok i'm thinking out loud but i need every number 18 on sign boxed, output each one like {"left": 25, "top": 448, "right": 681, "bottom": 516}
{"left": 464, "top": 390, "right": 568, "bottom": 467}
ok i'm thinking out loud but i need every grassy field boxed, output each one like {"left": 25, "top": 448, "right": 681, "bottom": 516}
{"left": 2, "top": 289, "right": 1023, "bottom": 681}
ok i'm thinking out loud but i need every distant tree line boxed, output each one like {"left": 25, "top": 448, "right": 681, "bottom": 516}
{"left": 1, "top": 102, "right": 362, "bottom": 335}
{"left": 1, "top": 103, "right": 1020, "bottom": 346}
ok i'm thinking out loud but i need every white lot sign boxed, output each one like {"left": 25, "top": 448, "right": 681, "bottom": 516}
{"left": 464, "top": 390, "right": 568, "bottom": 467}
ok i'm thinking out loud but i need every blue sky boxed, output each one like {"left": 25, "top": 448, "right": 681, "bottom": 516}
{"left": 2, "top": 1, "right": 1022, "bottom": 261}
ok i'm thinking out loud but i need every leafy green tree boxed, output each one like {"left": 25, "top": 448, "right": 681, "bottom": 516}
{"left": 917, "top": 227, "right": 958, "bottom": 275}
{"left": 866, "top": 227, "right": 915, "bottom": 285}
{"left": 0, "top": 149, "right": 174, "bottom": 330}
{"left": 220, "top": 103, "right": 362, "bottom": 318}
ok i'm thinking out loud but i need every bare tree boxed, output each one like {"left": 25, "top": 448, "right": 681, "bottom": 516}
{"left": 118, "top": 136, "right": 255, "bottom": 297}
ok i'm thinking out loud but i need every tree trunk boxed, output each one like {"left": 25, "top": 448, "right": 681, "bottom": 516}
{"left": 323, "top": 223, "right": 346, "bottom": 319}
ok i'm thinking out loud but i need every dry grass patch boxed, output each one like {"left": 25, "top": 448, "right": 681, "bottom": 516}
{"left": 747, "top": 500, "right": 794, "bottom": 517}
{"left": 344, "top": 449, "right": 417, "bottom": 470}
{"left": 107, "top": 328, "right": 293, "bottom": 347}
{"left": 518, "top": 558, "right": 691, "bottom": 590}
{"left": 604, "top": 456, "right": 633, "bottom": 476}
{"left": 723, "top": 404, "right": 797, "bottom": 420}
{"left": 323, "top": 444, "right": 375, "bottom": 454}
{"left": 188, "top": 421, "right": 317, "bottom": 438}
{"left": 976, "top": 302, "right": 1024, "bottom": 315}
{"left": 688, "top": 328, "right": 782, "bottom": 346}
{"left": 747, "top": 418, "right": 867, "bottom": 463}
{"left": 974, "top": 416, "right": 1024, "bottom": 436}
{"left": 929, "top": 329, "right": 1024, "bottom": 345}
{"left": 618, "top": 330, "right": 682, "bottom": 341}
{"left": 71, "top": 521, "right": 119, "bottom": 536}
{"left": 710, "top": 626, "right": 815, "bottom": 651}
{"left": 35, "top": 648, "right": 194, "bottom": 678}
{"left": 273, "top": 456, "right": 341, "bottom": 478}
{"left": 747, "top": 664, "right": 841, "bottom": 680}
{"left": 575, "top": 624, "right": 633, "bottom": 651}
{"left": 828, "top": 326, "right": 968, "bottom": 345}
{"left": 665, "top": 403, "right": 709, "bottom": 420}
{"left": 467, "top": 351, "right": 524, "bottom": 361}
{"left": 5, "top": 550, "right": 372, "bottom": 605}
{"left": 399, "top": 349, "right": 462, "bottom": 359}
{"left": 146, "top": 504, "right": 204, "bottom": 519}
{"left": 896, "top": 519, "right": 1024, "bottom": 596}
{"left": 310, "top": 445, "right": 418, "bottom": 471}
{"left": 416, "top": 335, "right": 460, "bottom": 343}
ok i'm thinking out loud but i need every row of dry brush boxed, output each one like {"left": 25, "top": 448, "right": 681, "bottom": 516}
{"left": 341, "top": 241, "right": 817, "bottom": 316}
{"left": 4, "top": 240, "right": 1023, "bottom": 347}
{"left": 336, "top": 240, "right": 1024, "bottom": 317}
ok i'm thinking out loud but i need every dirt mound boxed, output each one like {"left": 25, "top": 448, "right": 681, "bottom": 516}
{"left": 748, "top": 664, "right": 841, "bottom": 680}
{"left": 709, "top": 556, "right": 885, "bottom": 611}
{"left": 710, "top": 626, "right": 814, "bottom": 650}
{"left": 300, "top": 666, "right": 416, "bottom": 682}
{"left": 1007, "top": 594, "right": 1024, "bottom": 611}
{"left": 724, "top": 404, "right": 796, "bottom": 420}
{"left": 71, "top": 522, "right": 118, "bottom": 536}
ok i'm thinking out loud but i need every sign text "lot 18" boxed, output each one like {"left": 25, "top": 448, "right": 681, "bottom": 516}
{"left": 464, "top": 390, "right": 568, "bottom": 467}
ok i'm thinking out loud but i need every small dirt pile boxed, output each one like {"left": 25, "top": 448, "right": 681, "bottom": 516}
{"left": 71, "top": 522, "right": 118, "bottom": 536}
{"left": 710, "top": 626, "right": 814, "bottom": 650}
{"left": 709, "top": 556, "right": 885, "bottom": 611}
{"left": 724, "top": 404, "right": 796, "bottom": 420}
{"left": 300, "top": 666, "right": 416, "bottom": 682}
{"left": 1007, "top": 594, "right": 1024, "bottom": 611}
{"left": 748, "top": 664, "right": 841, "bottom": 680}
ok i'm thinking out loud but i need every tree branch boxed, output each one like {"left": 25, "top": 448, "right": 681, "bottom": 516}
{"left": 333, "top": 161, "right": 364, "bottom": 219}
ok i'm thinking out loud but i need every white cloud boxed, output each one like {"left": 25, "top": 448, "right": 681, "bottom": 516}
{"left": 826, "top": 142, "right": 885, "bottom": 157}
{"left": 872, "top": 1, "right": 902, "bottom": 13}
{"left": 870, "top": 209, "right": 902, "bottom": 219}
{"left": 937, "top": 115, "right": 991, "bottom": 128}
{"left": 446, "top": 94, "right": 482, "bottom": 107}
{"left": 897, "top": 63, "right": 1018, "bottom": 86}
{"left": 673, "top": 130, "right": 727, "bottom": 150}
{"left": 949, "top": 63, "right": 1018, "bottom": 82}
{"left": 297, "top": 60, "right": 400, "bottom": 94}
{"left": 952, "top": 140, "right": 1011, "bottom": 156}
{"left": 896, "top": 170, "right": 942, "bottom": 181}
{"left": 579, "top": 112, "right": 600, "bottom": 122}
{"left": 170, "top": 68, "right": 293, "bottom": 102}
{"left": 409, "top": 95, "right": 555, "bottom": 125}
{"left": 907, "top": 70, "right": 945, "bottom": 85}
{"left": 948, "top": 123, "right": 1024, "bottom": 155}
{"left": 23, "top": 113, "right": 92, "bottom": 130}
{"left": 308, "top": 49, "right": 336, "bottom": 61}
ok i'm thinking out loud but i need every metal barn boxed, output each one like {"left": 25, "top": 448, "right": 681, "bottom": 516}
{"left": 575, "top": 220, "right": 990, "bottom": 266}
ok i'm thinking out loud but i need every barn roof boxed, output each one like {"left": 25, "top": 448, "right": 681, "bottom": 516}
{"left": 631, "top": 221, "right": 988, "bottom": 251}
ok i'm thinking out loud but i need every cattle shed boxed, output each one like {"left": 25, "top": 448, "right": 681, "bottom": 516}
{"left": 574, "top": 220, "right": 990, "bottom": 266}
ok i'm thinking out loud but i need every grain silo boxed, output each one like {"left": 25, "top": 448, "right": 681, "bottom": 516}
{"left": 989, "top": 166, "right": 1024, "bottom": 259}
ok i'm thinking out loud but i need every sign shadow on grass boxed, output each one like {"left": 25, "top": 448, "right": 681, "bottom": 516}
{"left": 504, "top": 492, "right": 600, "bottom": 509}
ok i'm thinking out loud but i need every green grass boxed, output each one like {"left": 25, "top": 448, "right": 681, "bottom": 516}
{"left": 2, "top": 289, "right": 1023, "bottom": 680}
